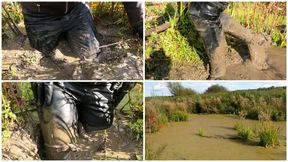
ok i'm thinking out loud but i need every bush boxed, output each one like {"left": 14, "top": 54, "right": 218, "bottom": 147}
{"left": 128, "top": 119, "right": 143, "bottom": 141}
{"left": 259, "top": 124, "right": 280, "bottom": 147}
{"left": 246, "top": 108, "right": 259, "bottom": 120}
{"left": 197, "top": 128, "right": 205, "bottom": 137}
{"left": 145, "top": 107, "right": 160, "bottom": 133}
{"left": 167, "top": 82, "right": 197, "bottom": 96}
{"left": 238, "top": 127, "right": 254, "bottom": 141}
{"left": 234, "top": 122, "right": 245, "bottom": 131}
{"left": 168, "top": 110, "right": 188, "bottom": 122}
{"left": 205, "top": 85, "right": 228, "bottom": 94}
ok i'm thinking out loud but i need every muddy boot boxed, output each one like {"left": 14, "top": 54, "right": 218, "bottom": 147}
{"left": 31, "top": 83, "right": 78, "bottom": 160}
{"left": 209, "top": 32, "right": 227, "bottom": 79}
{"left": 188, "top": 2, "right": 228, "bottom": 79}
{"left": 123, "top": 2, "right": 143, "bottom": 38}
{"left": 220, "top": 13, "right": 269, "bottom": 70}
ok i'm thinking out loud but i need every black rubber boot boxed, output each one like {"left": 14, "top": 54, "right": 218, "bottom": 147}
{"left": 123, "top": 2, "right": 143, "bottom": 38}
{"left": 188, "top": 2, "right": 228, "bottom": 79}
{"left": 32, "top": 83, "right": 78, "bottom": 160}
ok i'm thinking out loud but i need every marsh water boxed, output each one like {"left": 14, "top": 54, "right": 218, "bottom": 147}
{"left": 146, "top": 114, "right": 286, "bottom": 160}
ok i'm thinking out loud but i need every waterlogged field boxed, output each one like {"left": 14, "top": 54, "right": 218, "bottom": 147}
{"left": 146, "top": 114, "right": 286, "bottom": 160}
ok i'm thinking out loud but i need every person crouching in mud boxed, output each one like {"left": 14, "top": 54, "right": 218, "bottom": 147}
{"left": 20, "top": 2, "right": 143, "bottom": 61}
{"left": 184, "top": 2, "right": 269, "bottom": 79}
{"left": 31, "top": 82, "right": 136, "bottom": 160}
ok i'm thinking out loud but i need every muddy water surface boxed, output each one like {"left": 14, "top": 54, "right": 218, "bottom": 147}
{"left": 146, "top": 114, "right": 286, "bottom": 160}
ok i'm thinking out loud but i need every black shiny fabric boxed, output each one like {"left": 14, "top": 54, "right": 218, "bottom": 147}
{"left": 188, "top": 2, "right": 228, "bottom": 57}
{"left": 22, "top": 3, "right": 100, "bottom": 58}
{"left": 123, "top": 2, "right": 143, "bottom": 38}
{"left": 32, "top": 82, "right": 134, "bottom": 132}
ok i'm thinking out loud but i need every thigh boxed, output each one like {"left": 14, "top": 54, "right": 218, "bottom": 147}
{"left": 65, "top": 6, "right": 100, "bottom": 59}
{"left": 77, "top": 87, "right": 115, "bottom": 132}
{"left": 23, "top": 12, "right": 64, "bottom": 55}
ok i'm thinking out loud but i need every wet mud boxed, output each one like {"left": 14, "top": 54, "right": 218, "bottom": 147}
{"left": 146, "top": 114, "right": 286, "bottom": 160}
{"left": 222, "top": 47, "right": 286, "bottom": 80}
{"left": 2, "top": 21, "right": 143, "bottom": 80}
{"left": 149, "top": 46, "right": 286, "bottom": 80}
{"left": 2, "top": 114, "right": 142, "bottom": 160}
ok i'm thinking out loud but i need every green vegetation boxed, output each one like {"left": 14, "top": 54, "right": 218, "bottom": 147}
{"left": 2, "top": 96, "right": 17, "bottom": 144}
{"left": 234, "top": 122, "right": 245, "bottom": 131}
{"left": 169, "top": 110, "right": 188, "bottom": 122}
{"left": 146, "top": 86, "right": 286, "bottom": 133}
{"left": 226, "top": 2, "right": 286, "bottom": 47}
{"left": 91, "top": 2, "right": 131, "bottom": 35}
{"left": 2, "top": 83, "right": 34, "bottom": 144}
{"left": 2, "top": 2, "right": 24, "bottom": 38}
{"left": 205, "top": 85, "right": 228, "bottom": 94}
{"left": 167, "top": 82, "right": 197, "bottom": 96}
{"left": 145, "top": 2, "right": 205, "bottom": 64}
{"left": 234, "top": 122, "right": 280, "bottom": 147}
{"left": 116, "top": 83, "right": 144, "bottom": 141}
{"left": 237, "top": 126, "right": 254, "bottom": 141}
{"left": 146, "top": 99, "right": 189, "bottom": 133}
{"left": 197, "top": 128, "right": 205, "bottom": 137}
{"left": 258, "top": 123, "right": 280, "bottom": 147}
{"left": 145, "top": 2, "right": 286, "bottom": 74}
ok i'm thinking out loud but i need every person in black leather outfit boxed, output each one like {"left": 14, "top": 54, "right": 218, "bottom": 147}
{"left": 187, "top": 2, "right": 268, "bottom": 79}
{"left": 31, "top": 82, "right": 135, "bottom": 159}
{"left": 21, "top": 2, "right": 143, "bottom": 60}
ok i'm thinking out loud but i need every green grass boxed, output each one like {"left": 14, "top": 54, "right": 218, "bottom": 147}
{"left": 226, "top": 2, "right": 286, "bottom": 47}
{"left": 259, "top": 124, "right": 280, "bottom": 147}
{"left": 238, "top": 127, "right": 254, "bottom": 141}
{"left": 128, "top": 119, "right": 143, "bottom": 141}
{"left": 168, "top": 110, "right": 188, "bottom": 122}
{"left": 234, "top": 122, "right": 245, "bottom": 131}
{"left": 197, "top": 128, "right": 205, "bottom": 137}
{"left": 234, "top": 122, "right": 280, "bottom": 147}
{"left": 145, "top": 2, "right": 205, "bottom": 63}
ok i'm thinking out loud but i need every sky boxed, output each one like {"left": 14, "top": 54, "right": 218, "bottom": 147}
{"left": 145, "top": 81, "right": 286, "bottom": 97}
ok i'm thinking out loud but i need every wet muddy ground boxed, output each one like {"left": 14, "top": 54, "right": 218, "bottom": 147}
{"left": 2, "top": 21, "right": 143, "bottom": 80}
{"left": 2, "top": 113, "right": 142, "bottom": 160}
{"left": 146, "top": 46, "right": 286, "bottom": 80}
{"left": 146, "top": 114, "right": 286, "bottom": 160}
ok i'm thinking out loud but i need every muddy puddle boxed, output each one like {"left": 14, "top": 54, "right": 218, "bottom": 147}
{"left": 146, "top": 46, "right": 286, "bottom": 80}
{"left": 146, "top": 114, "right": 286, "bottom": 160}
{"left": 222, "top": 47, "right": 286, "bottom": 80}
{"left": 2, "top": 21, "right": 143, "bottom": 80}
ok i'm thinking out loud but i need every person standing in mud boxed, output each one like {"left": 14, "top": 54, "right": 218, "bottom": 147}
{"left": 186, "top": 2, "right": 268, "bottom": 79}
{"left": 20, "top": 2, "right": 143, "bottom": 61}
{"left": 31, "top": 82, "right": 135, "bottom": 160}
